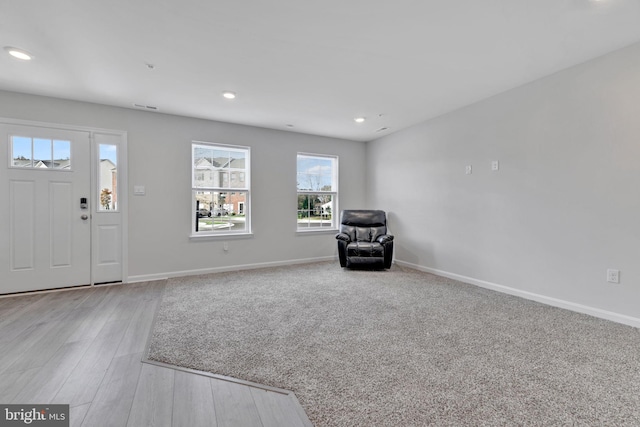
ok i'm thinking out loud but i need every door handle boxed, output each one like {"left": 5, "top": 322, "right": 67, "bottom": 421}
{"left": 81, "top": 214, "right": 89, "bottom": 220}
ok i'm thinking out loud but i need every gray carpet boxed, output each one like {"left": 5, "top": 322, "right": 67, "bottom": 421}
{"left": 147, "top": 262, "right": 640, "bottom": 426}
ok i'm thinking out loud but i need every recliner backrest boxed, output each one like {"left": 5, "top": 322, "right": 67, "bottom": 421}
{"left": 340, "top": 210, "right": 387, "bottom": 242}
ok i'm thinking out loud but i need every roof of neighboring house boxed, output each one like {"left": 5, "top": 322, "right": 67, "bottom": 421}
{"left": 13, "top": 159, "right": 71, "bottom": 169}
{"left": 195, "top": 157, "right": 245, "bottom": 169}
{"left": 228, "top": 158, "right": 245, "bottom": 169}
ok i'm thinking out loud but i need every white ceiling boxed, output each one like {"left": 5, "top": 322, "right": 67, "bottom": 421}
{"left": 1, "top": 0, "right": 640, "bottom": 142}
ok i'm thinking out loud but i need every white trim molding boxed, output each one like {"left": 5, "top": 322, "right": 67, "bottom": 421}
{"left": 128, "top": 256, "right": 336, "bottom": 283}
{"left": 395, "top": 260, "right": 640, "bottom": 329}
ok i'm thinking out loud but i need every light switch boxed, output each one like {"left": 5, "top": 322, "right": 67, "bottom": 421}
{"left": 134, "top": 185, "right": 146, "bottom": 196}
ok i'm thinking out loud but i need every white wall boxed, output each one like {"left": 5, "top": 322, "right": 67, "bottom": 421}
{"left": 0, "top": 91, "right": 366, "bottom": 279}
{"left": 367, "top": 42, "right": 640, "bottom": 321}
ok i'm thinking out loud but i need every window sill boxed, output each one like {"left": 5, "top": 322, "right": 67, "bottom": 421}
{"left": 190, "top": 232, "right": 254, "bottom": 241}
{"left": 296, "top": 228, "right": 338, "bottom": 236}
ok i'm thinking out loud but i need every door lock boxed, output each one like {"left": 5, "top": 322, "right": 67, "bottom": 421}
{"left": 80, "top": 197, "right": 88, "bottom": 210}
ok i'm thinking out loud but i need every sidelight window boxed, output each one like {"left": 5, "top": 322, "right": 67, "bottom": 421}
{"left": 98, "top": 144, "right": 118, "bottom": 211}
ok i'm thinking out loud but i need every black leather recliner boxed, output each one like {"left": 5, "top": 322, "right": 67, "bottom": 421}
{"left": 335, "top": 210, "right": 394, "bottom": 269}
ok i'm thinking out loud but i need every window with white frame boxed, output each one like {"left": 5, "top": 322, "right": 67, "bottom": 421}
{"left": 11, "top": 136, "right": 71, "bottom": 170}
{"left": 192, "top": 142, "right": 250, "bottom": 235}
{"left": 297, "top": 153, "right": 338, "bottom": 230}
{"left": 98, "top": 143, "right": 118, "bottom": 211}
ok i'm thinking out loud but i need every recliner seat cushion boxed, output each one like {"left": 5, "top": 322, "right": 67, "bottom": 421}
{"left": 346, "top": 242, "right": 384, "bottom": 257}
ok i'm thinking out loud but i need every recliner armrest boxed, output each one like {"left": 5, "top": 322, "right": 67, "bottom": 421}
{"left": 335, "top": 233, "right": 351, "bottom": 242}
{"left": 376, "top": 234, "right": 394, "bottom": 244}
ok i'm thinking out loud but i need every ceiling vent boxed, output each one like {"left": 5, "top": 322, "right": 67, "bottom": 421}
{"left": 133, "top": 103, "right": 159, "bottom": 111}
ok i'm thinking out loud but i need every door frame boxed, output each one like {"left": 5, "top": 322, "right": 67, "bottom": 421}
{"left": 1, "top": 117, "right": 128, "bottom": 287}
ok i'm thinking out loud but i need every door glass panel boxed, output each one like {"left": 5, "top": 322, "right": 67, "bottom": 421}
{"left": 98, "top": 144, "right": 118, "bottom": 211}
{"left": 33, "top": 138, "right": 51, "bottom": 168}
{"left": 53, "top": 140, "right": 71, "bottom": 169}
{"left": 11, "top": 136, "right": 73, "bottom": 170}
{"left": 11, "top": 136, "right": 32, "bottom": 167}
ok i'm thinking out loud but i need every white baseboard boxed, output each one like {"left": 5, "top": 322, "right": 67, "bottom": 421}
{"left": 127, "top": 256, "right": 336, "bottom": 283}
{"left": 395, "top": 260, "right": 640, "bottom": 329}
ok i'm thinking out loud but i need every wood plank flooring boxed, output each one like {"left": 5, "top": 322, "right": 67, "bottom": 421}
{"left": 0, "top": 282, "right": 312, "bottom": 427}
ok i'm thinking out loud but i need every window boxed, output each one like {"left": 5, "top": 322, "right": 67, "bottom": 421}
{"left": 10, "top": 136, "right": 71, "bottom": 170}
{"left": 192, "top": 142, "right": 250, "bottom": 235}
{"left": 297, "top": 153, "right": 338, "bottom": 230}
{"left": 98, "top": 144, "right": 118, "bottom": 211}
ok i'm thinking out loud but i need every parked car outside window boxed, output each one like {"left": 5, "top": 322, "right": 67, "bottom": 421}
{"left": 212, "top": 207, "right": 228, "bottom": 216}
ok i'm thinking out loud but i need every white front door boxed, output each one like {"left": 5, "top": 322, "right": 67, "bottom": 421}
{"left": 0, "top": 124, "right": 92, "bottom": 293}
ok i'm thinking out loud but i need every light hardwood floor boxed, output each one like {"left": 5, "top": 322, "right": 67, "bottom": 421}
{"left": 0, "top": 282, "right": 312, "bottom": 427}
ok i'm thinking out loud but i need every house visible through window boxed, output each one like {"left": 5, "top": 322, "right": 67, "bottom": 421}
{"left": 192, "top": 142, "right": 250, "bottom": 235}
{"left": 297, "top": 153, "right": 338, "bottom": 230}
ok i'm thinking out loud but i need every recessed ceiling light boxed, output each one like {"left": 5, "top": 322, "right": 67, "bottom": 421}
{"left": 354, "top": 117, "right": 366, "bottom": 123}
{"left": 4, "top": 46, "right": 32, "bottom": 61}
{"left": 222, "top": 91, "right": 236, "bottom": 99}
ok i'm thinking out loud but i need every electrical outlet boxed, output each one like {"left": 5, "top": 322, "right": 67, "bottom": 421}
{"left": 607, "top": 269, "right": 619, "bottom": 283}
{"left": 223, "top": 242, "right": 229, "bottom": 252}
{"left": 491, "top": 160, "right": 499, "bottom": 171}
{"left": 465, "top": 165, "right": 472, "bottom": 175}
